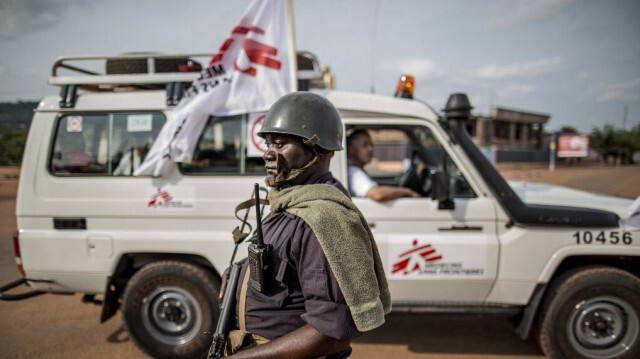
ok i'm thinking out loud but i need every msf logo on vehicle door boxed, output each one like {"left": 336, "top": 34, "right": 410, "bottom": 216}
{"left": 146, "top": 187, "right": 195, "bottom": 210}
{"left": 391, "top": 239, "right": 443, "bottom": 276}
{"left": 389, "top": 237, "right": 487, "bottom": 279}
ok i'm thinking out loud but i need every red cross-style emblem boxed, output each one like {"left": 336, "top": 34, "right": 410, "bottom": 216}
{"left": 210, "top": 26, "right": 281, "bottom": 77}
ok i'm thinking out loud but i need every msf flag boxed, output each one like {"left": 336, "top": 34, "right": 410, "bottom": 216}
{"left": 135, "top": 0, "right": 296, "bottom": 177}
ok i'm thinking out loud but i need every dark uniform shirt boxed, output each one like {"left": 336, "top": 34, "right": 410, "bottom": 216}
{"left": 234, "top": 172, "right": 360, "bottom": 358}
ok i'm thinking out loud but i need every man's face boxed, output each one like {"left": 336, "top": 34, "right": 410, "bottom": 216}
{"left": 347, "top": 132, "right": 373, "bottom": 167}
{"left": 263, "top": 133, "right": 314, "bottom": 186}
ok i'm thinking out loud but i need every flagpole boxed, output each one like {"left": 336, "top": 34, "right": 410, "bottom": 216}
{"left": 286, "top": 0, "right": 297, "bottom": 91}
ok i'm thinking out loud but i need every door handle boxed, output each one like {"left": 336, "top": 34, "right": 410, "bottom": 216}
{"left": 438, "top": 225, "right": 483, "bottom": 232}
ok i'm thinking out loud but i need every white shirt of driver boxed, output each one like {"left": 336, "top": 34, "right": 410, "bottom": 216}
{"left": 347, "top": 163, "right": 377, "bottom": 197}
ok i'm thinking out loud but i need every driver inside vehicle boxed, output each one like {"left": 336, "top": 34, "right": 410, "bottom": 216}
{"left": 347, "top": 129, "right": 420, "bottom": 201}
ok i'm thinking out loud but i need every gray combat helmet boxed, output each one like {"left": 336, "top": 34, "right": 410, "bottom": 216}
{"left": 258, "top": 92, "right": 344, "bottom": 151}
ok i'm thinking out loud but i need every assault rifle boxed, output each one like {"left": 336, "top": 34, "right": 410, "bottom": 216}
{"left": 207, "top": 262, "right": 241, "bottom": 359}
{"left": 207, "top": 183, "right": 266, "bottom": 358}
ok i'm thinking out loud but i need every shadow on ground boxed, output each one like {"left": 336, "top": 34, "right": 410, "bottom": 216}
{"left": 353, "top": 312, "right": 544, "bottom": 356}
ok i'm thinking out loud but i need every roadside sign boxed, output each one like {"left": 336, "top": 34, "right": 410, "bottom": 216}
{"left": 557, "top": 134, "right": 589, "bottom": 158}
{"left": 248, "top": 112, "right": 267, "bottom": 157}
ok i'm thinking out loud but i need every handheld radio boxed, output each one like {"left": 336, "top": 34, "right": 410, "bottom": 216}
{"left": 247, "top": 183, "right": 272, "bottom": 293}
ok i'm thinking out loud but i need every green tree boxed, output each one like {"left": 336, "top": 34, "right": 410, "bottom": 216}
{"left": 620, "top": 125, "right": 640, "bottom": 163}
{"left": 0, "top": 126, "right": 29, "bottom": 165}
{"left": 0, "top": 101, "right": 37, "bottom": 166}
{"left": 0, "top": 101, "right": 38, "bottom": 128}
{"left": 559, "top": 125, "right": 578, "bottom": 134}
{"left": 590, "top": 125, "right": 640, "bottom": 164}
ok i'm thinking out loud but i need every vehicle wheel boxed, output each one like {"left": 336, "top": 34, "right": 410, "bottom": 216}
{"left": 122, "top": 261, "right": 220, "bottom": 359}
{"left": 539, "top": 266, "right": 640, "bottom": 359}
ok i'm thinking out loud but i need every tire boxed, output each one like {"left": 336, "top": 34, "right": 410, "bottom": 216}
{"left": 122, "top": 261, "right": 220, "bottom": 359}
{"left": 539, "top": 266, "right": 640, "bottom": 359}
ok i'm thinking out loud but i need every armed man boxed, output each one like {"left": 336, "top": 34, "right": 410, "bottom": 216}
{"left": 221, "top": 92, "right": 391, "bottom": 358}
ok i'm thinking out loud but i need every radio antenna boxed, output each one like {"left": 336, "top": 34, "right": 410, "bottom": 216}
{"left": 254, "top": 183, "right": 264, "bottom": 246}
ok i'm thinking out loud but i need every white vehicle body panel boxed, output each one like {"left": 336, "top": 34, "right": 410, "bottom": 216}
{"left": 16, "top": 85, "right": 638, "bottom": 308}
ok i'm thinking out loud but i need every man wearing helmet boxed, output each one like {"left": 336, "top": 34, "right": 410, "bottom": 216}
{"left": 228, "top": 92, "right": 390, "bottom": 358}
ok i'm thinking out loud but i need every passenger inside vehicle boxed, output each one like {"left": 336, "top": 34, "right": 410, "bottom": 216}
{"left": 346, "top": 129, "right": 420, "bottom": 201}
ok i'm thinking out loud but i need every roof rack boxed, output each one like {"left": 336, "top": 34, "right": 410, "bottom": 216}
{"left": 49, "top": 51, "right": 327, "bottom": 93}
{"left": 49, "top": 53, "right": 210, "bottom": 93}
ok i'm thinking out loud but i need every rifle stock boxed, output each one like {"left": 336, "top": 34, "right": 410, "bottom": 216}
{"left": 207, "top": 262, "right": 242, "bottom": 359}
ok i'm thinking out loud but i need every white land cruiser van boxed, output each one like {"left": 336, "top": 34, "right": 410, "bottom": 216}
{"left": 2, "top": 52, "right": 639, "bottom": 359}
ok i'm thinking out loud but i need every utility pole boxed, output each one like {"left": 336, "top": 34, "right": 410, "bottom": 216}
{"left": 623, "top": 104, "right": 628, "bottom": 130}
{"left": 549, "top": 132, "right": 557, "bottom": 172}
{"left": 369, "top": 0, "right": 380, "bottom": 94}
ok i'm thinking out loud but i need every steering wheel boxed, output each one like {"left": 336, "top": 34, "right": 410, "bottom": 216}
{"left": 399, "top": 159, "right": 421, "bottom": 192}
{"left": 399, "top": 158, "right": 433, "bottom": 196}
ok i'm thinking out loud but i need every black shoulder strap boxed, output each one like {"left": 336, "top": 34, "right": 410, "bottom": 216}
{"left": 232, "top": 198, "right": 269, "bottom": 244}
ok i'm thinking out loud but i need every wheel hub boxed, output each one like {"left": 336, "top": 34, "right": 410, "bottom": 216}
{"left": 141, "top": 286, "right": 203, "bottom": 345}
{"left": 159, "top": 299, "right": 187, "bottom": 324}
{"left": 568, "top": 295, "right": 639, "bottom": 358}
{"left": 149, "top": 292, "right": 192, "bottom": 333}
{"left": 580, "top": 309, "right": 619, "bottom": 343}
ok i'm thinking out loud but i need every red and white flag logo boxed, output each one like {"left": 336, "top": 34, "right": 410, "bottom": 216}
{"left": 391, "top": 239, "right": 443, "bottom": 275}
{"left": 135, "top": 0, "right": 296, "bottom": 177}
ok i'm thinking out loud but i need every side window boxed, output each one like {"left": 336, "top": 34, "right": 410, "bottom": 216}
{"left": 180, "top": 115, "right": 266, "bottom": 175}
{"left": 346, "top": 125, "right": 475, "bottom": 199}
{"left": 51, "top": 115, "right": 108, "bottom": 175}
{"left": 50, "top": 113, "right": 165, "bottom": 176}
{"left": 111, "top": 114, "right": 164, "bottom": 176}
{"left": 352, "top": 128, "right": 411, "bottom": 186}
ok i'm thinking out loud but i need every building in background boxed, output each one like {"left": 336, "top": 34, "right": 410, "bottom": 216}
{"left": 367, "top": 105, "right": 552, "bottom": 165}
{"left": 470, "top": 107, "right": 549, "bottom": 149}
{"left": 468, "top": 107, "right": 551, "bottom": 163}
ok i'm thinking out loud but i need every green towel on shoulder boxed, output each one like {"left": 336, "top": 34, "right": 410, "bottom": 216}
{"left": 268, "top": 184, "right": 391, "bottom": 332}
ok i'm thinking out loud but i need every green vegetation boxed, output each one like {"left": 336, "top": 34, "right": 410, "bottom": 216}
{"left": 0, "top": 101, "right": 37, "bottom": 166}
{"left": 559, "top": 125, "right": 578, "bottom": 134}
{"left": 0, "top": 101, "right": 37, "bottom": 128}
{"left": 0, "top": 126, "right": 29, "bottom": 165}
{"left": 590, "top": 124, "right": 640, "bottom": 164}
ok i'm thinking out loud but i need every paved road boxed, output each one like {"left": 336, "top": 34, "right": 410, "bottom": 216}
{"left": 0, "top": 175, "right": 548, "bottom": 358}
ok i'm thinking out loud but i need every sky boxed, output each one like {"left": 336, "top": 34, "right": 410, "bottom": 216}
{"left": 0, "top": 0, "right": 639, "bottom": 133}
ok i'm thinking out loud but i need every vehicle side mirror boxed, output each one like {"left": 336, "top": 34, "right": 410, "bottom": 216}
{"left": 430, "top": 171, "right": 455, "bottom": 210}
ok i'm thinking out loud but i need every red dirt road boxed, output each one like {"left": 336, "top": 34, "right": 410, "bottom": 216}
{"left": 496, "top": 163, "right": 640, "bottom": 198}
